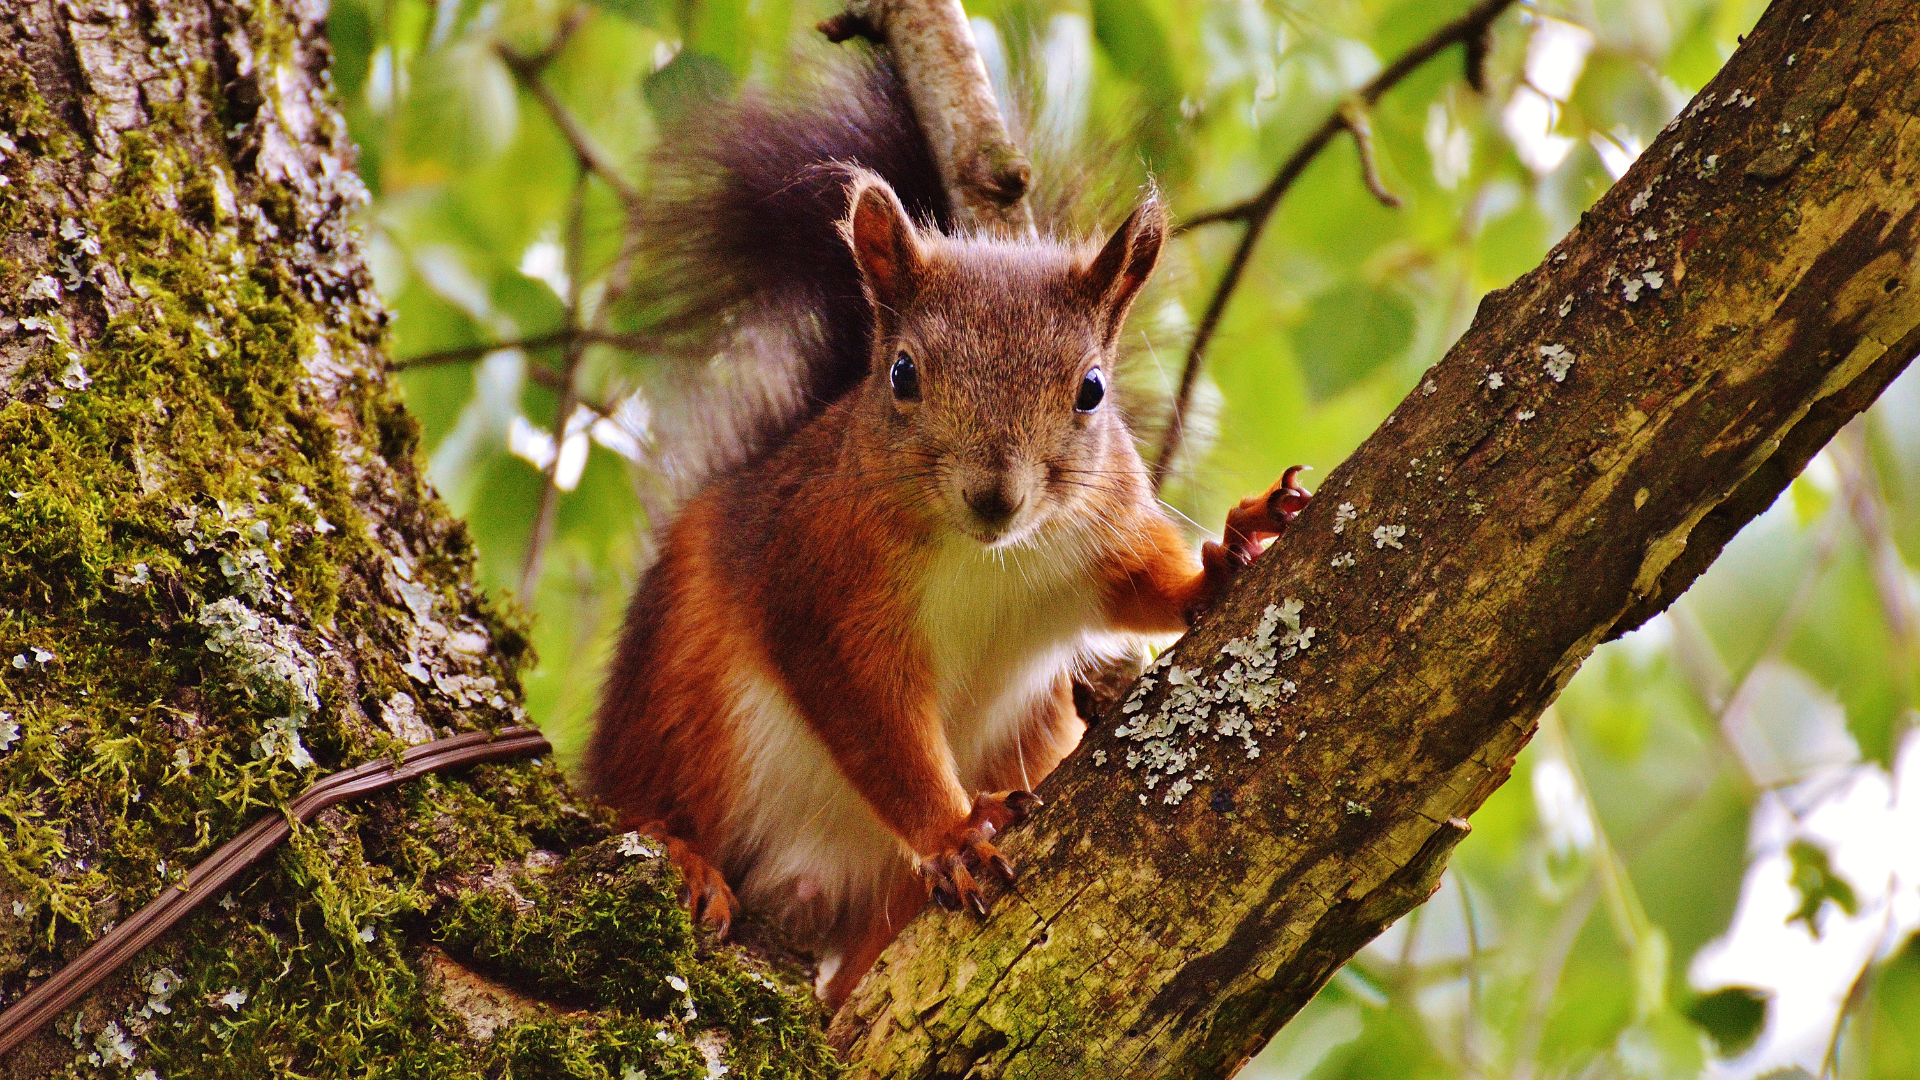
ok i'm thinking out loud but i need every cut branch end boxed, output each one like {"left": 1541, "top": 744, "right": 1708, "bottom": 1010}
{"left": 818, "top": 10, "right": 883, "bottom": 43}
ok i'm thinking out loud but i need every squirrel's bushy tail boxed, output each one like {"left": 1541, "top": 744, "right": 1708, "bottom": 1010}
{"left": 621, "top": 50, "right": 1160, "bottom": 495}
{"left": 623, "top": 55, "right": 949, "bottom": 488}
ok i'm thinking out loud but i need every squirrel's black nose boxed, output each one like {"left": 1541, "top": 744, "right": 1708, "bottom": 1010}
{"left": 965, "top": 488, "right": 1020, "bottom": 527}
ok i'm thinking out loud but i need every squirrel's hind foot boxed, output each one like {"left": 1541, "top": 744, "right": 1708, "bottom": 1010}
{"left": 641, "top": 824, "right": 738, "bottom": 939}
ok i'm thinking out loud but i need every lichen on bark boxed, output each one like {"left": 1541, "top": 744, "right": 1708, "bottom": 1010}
{"left": 831, "top": 2, "right": 1920, "bottom": 1075}
{"left": 0, "top": 0, "right": 831, "bottom": 1076}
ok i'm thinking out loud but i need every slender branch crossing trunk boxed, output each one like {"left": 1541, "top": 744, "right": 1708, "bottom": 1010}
{"left": 832, "top": 1, "right": 1920, "bottom": 1074}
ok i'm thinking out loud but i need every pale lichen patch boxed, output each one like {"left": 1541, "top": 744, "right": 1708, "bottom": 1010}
{"left": 1113, "top": 600, "right": 1316, "bottom": 805}
{"left": 1540, "top": 343, "right": 1574, "bottom": 382}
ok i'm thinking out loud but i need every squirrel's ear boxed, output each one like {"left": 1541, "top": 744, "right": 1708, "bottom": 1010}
{"left": 1079, "top": 193, "right": 1167, "bottom": 341}
{"left": 842, "top": 174, "right": 925, "bottom": 313}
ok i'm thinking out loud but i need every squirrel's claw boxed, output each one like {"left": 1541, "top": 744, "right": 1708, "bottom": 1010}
{"left": 921, "top": 790, "right": 1042, "bottom": 917}
{"left": 1004, "top": 789, "right": 1044, "bottom": 822}
{"left": 1186, "top": 466, "right": 1314, "bottom": 624}
{"left": 972, "top": 789, "right": 1043, "bottom": 834}
{"left": 645, "top": 827, "right": 737, "bottom": 939}
{"left": 920, "top": 850, "right": 987, "bottom": 915}
{"left": 683, "top": 856, "right": 736, "bottom": 939}
{"left": 686, "top": 870, "right": 735, "bottom": 939}
{"left": 1223, "top": 464, "right": 1313, "bottom": 558}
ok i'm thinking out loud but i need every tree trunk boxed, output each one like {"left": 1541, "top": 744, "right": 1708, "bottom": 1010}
{"left": 830, "top": 0, "right": 1920, "bottom": 1074}
{"left": 0, "top": 1, "right": 833, "bottom": 1077}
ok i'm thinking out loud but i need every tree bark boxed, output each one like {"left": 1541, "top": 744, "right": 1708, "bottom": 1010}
{"left": 0, "top": 0, "right": 831, "bottom": 1077}
{"left": 831, "top": 0, "right": 1920, "bottom": 1074}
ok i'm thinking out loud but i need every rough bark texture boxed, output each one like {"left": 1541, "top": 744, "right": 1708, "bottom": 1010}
{"left": 0, "top": 0, "right": 831, "bottom": 1077}
{"left": 833, "top": 1, "right": 1920, "bottom": 1075}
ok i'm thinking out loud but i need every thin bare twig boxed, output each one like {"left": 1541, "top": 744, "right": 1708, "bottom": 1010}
{"left": 1340, "top": 101, "right": 1403, "bottom": 209}
{"left": 521, "top": 5, "right": 589, "bottom": 69}
{"left": 519, "top": 172, "right": 592, "bottom": 601}
{"left": 1835, "top": 422, "right": 1920, "bottom": 705}
{"left": 1819, "top": 877, "right": 1899, "bottom": 1079}
{"left": 521, "top": 361, "right": 621, "bottom": 421}
{"left": 391, "top": 330, "right": 576, "bottom": 370}
{"left": 1151, "top": 0, "right": 1519, "bottom": 489}
{"left": 497, "top": 29, "right": 642, "bottom": 208}
{"left": 1172, "top": 199, "right": 1257, "bottom": 231}
{"left": 391, "top": 328, "right": 666, "bottom": 371}
{"left": 1458, "top": 873, "right": 1486, "bottom": 1072}
{"left": 511, "top": 167, "right": 655, "bottom": 600}
{"left": 1509, "top": 871, "right": 1600, "bottom": 1080}
{"left": 0, "top": 727, "right": 551, "bottom": 1060}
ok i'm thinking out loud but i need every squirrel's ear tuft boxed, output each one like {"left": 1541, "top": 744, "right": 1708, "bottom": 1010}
{"left": 841, "top": 172, "right": 925, "bottom": 314}
{"left": 1078, "top": 191, "right": 1167, "bottom": 343}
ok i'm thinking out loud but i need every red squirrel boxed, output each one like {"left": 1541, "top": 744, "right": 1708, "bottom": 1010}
{"left": 586, "top": 56, "right": 1310, "bottom": 1006}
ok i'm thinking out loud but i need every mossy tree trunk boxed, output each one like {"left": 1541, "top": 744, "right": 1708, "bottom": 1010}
{"left": 831, "top": 0, "right": 1920, "bottom": 1075}
{"left": 0, "top": 1, "right": 834, "bottom": 1077}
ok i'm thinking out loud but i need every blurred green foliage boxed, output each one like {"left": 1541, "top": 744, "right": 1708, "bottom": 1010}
{"left": 324, "top": 0, "right": 1920, "bottom": 1073}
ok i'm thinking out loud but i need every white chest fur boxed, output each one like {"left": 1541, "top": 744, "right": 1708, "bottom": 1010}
{"left": 718, "top": 523, "right": 1118, "bottom": 929}
{"left": 915, "top": 531, "right": 1107, "bottom": 786}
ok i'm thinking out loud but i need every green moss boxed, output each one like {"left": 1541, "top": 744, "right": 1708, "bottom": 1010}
{"left": 489, "top": 1013, "right": 713, "bottom": 1080}
{"left": 436, "top": 834, "right": 697, "bottom": 1013}
{"left": 0, "top": 8, "right": 832, "bottom": 1075}
{"left": 0, "top": 53, "right": 69, "bottom": 237}
{"left": 432, "top": 834, "right": 841, "bottom": 1079}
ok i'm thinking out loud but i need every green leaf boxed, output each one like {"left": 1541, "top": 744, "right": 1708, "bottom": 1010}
{"left": 1088, "top": 0, "right": 1187, "bottom": 166}
{"left": 1685, "top": 986, "right": 1768, "bottom": 1058}
{"left": 643, "top": 48, "right": 737, "bottom": 125}
{"left": 325, "top": 0, "right": 379, "bottom": 101}
{"left": 1663, "top": 7, "right": 1726, "bottom": 93}
{"left": 1786, "top": 839, "right": 1859, "bottom": 933}
{"left": 1790, "top": 471, "right": 1834, "bottom": 526}
{"left": 1867, "top": 937, "right": 1920, "bottom": 1078}
{"left": 396, "top": 41, "right": 520, "bottom": 172}
{"left": 590, "top": 0, "right": 660, "bottom": 28}
{"left": 1292, "top": 282, "right": 1416, "bottom": 402}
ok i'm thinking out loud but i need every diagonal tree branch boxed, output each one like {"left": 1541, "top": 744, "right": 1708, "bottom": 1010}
{"left": 835, "top": 2, "right": 1920, "bottom": 1075}
{"left": 497, "top": 19, "right": 643, "bottom": 209}
{"left": 1152, "top": 0, "right": 1520, "bottom": 488}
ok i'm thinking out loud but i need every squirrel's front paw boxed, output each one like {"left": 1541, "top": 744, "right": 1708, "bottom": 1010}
{"left": 1186, "top": 466, "right": 1313, "bottom": 624}
{"left": 918, "top": 791, "right": 1042, "bottom": 916}
{"left": 1223, "top": 465, "right": 1313, "bottom": 560}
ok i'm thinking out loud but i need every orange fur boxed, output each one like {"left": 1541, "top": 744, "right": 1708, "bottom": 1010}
{"left": 586, "top": 171, "right": 1309, "bottom": 1008}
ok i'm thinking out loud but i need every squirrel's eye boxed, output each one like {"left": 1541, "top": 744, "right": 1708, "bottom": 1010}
{"left": 890, "top": 352, "right": 920, "bottom": 402}
{"left": 1075, "top": 367, "right": 1106, "bottom": 413}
